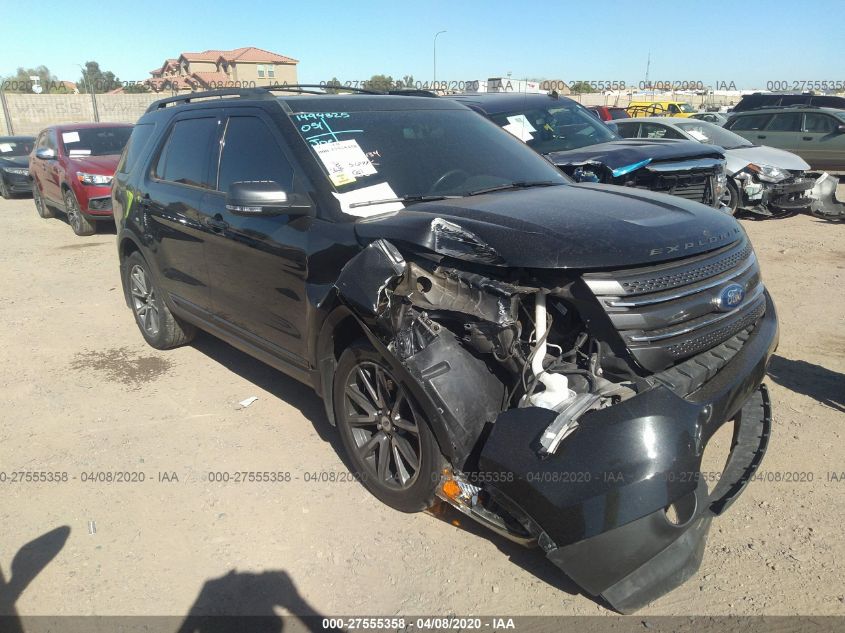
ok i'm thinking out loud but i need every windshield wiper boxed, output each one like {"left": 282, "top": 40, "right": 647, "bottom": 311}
{"left": 349, "top": 194, "right": 461, "bottom": 209}
{"left": 466, "top": 181, "right": 561, "bottom": 196}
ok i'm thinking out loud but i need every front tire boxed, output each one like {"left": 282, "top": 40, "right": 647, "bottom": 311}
{"left": 64, "top": 188, "right": 95, "bottom": 236}
{"left": 122, "top": 251, "right": 195, "bottom": 349}
{"left": 333, "top": 342, "right": 443, "bottom": 513}
{"left": 721, "top": 179, "right": 740, "bottom": 216}
{"left": 0, "top": 177, "right": 10, "bottom": 199}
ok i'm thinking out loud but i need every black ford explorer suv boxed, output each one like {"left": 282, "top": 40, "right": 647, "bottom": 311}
{"left": 113, "top": 86, "right": 778, "bottom": 613}
{"left": 449, "top": 93, "right": 730, "bottom": 210}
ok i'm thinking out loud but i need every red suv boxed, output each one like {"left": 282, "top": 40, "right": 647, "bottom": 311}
{"left": 29, "top": 123, "right": 132, "bottom": 235}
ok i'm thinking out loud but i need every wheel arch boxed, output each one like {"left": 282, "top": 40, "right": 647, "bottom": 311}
{"left": 117, "top": 233, "right": 146, "bottom": 308}
{"left": 316, "top": 303, "right": 460, "bottom": 465}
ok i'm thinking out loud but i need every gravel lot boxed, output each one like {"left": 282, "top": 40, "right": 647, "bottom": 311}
{"left": 0, "top": 192, "right": 843, "bottom": 619}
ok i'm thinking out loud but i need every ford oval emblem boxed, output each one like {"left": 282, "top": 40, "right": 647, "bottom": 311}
{"left": 715, "top": 283, "right": 745, "bottom": 312}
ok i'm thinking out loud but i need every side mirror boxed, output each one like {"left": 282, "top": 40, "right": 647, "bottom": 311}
{"left": 837, "top": 124, "right": 845, "bottom": 134}
{"left": 35, "top": 148, "right": 55, "bottom": 160}
{"left": 225, "top": 181, "right": 312, "bottom": 216}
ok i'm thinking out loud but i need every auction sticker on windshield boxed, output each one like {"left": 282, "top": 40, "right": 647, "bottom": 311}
{"left": 502, "top": 114, "right": 536, "bottom": 143}
{"left": 314, "top": 139, "right": 377, "bottom": 186}
{"left": 62, "top": 131, "right": 80, "bottom": 144}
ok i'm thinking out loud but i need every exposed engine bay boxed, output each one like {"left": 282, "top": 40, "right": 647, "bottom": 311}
{"left": 336, "top": 236, "right": 638, "bottom": 466}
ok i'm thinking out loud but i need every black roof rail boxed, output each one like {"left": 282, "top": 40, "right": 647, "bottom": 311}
{"left": 745, "top": 104, "right": 821, "bottom": 111}
{"left": 265, "top": 83, "right": 381, "bottom": 95}
{"left": 144, "top": 83, "right": 439, "bottom": 114}
{"left": 145, "top": 88, "right": 276, "bottom": 112}
{"left": 386, "top": 89, "right": 439, "bottom": 97}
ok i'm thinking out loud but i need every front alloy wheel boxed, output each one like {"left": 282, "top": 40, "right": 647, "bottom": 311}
{"left": 64, "top": 189, "right": 95, "bottom": 236}
{"left": 333, "top": 343, "right": 443, "bottom": 512}
{"left": 344, "top": 361, "right": 423, "bottom": 489}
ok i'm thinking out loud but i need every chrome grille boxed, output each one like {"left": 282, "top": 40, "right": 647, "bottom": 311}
{"left": 583, "top": 237, "right": 766, "bottom": 372}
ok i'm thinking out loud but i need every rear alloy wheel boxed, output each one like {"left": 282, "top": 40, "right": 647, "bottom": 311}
{"left": 122, "top": 251, "right": 195, "bottom": 349}
{"left": 334, "top": 343, "right": 443, "bottom": 512}
{"left": 64, "top": 188, "right": 95, "bottom": 236}
{"left": 33, "top": 184, "right": 54, "bottom": 218}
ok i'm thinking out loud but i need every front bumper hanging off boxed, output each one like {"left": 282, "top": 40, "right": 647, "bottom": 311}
{"left": 477, "top": 300, "right": 777, "bottom": 613}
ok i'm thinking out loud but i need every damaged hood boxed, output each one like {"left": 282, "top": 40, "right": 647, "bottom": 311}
{"left": 547, "top": 139, "right": 725, "bottom": 171}
{"left": 353, "top": 184, "right": 743, "bottom": 269}
{"left": 723, "top": 145, "right": 810, "bottom": 175}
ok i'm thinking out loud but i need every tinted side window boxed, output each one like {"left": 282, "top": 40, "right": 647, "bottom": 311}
{"left": 154, "top": 117, "right": 217, "bottom": 188}
{"left": 803, "top": 113, "right": 837, "bottom": 134}
{"left": 640, "top": 123, "right": 684, "bottom": 139}
{"left": 766, "top": 113, "right": 802, "bottom": 132}
{"left": 217, "top": 116, "right": 293, "bottom": 193}
{"left": 117, "top": 123, "right": 156, "bottom": 175}
{"left": 614, "top": 122, "right": 639, "bottom": 138}
{"left": 728, "top": 114, "right": 772, "bottom": 131}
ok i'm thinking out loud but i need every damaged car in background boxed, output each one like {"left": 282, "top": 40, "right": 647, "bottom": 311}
{"left": 113, "top": 87, "right": 779, "bottom": 613}
{"left": 449, "top": 92, "right": 730, "bottom": 211}
{"left": 613, "top": 117, "right": 819, "bottom": 217}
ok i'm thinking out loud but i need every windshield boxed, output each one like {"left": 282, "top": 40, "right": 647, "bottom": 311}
{"left": 678, "top": 103, "right": 696, "bottom": 113}
{"left": 290, "top": 107, "right": 568, "bottom": 214}
{"left": 486, "top": 102, "right": 618, "bottom": 153}
{"left": 60, "top": 127, "right": 132, "bottom": 157}
{"left": 675, "top": 120, "right": 754, "bottom": 149}
{"left": 835, "top": 111, "right": 845, "bottom": 123}
{"left": 0, "top": 139, "right": 34, "bottom": 157}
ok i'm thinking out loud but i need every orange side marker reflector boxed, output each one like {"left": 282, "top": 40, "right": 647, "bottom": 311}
{"left": 441, "top": 478, "right": 462, "bottom": 501}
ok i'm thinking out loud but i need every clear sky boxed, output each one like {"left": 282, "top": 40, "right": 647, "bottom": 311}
{"left": 2, "top": 0, "right": 843, "bottom": 89}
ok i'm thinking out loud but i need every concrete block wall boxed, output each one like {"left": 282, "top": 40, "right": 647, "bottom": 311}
{"left": 0, "top": 93, "right": 161, "bottom": 136}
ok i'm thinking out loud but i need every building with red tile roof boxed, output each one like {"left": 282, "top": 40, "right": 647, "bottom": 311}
{"left": 146, "top": 47, "right": 298, "bottom": 92}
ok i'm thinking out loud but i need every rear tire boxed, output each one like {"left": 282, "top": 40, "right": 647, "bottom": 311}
{"left": 64, "top": 188, "right": 95, "bottom": 236}
{"left": 121, "top": 251, "right": 195, "bottom": 349}
{"left": 33, "top": 183, "right": 54, "bottom": 218}
{"left": 333, "top": 342, "right": 444, "bottom": 513}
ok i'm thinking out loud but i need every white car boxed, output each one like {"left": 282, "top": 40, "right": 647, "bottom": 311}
{"left": 613, "top": 117, "right": 816, "bottom": 216}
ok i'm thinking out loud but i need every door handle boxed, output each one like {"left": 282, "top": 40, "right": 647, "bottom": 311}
{"left": 802, "top": 136, "right": 812, "bottom": 141}
{"left": 756, "top": 135, "right": 766, "bottom": 139}
{"left": 204, "top": 216, "right": 229, "bottom": 232}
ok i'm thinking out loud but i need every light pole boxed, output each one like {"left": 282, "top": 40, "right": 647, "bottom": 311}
{"left": 433, "top": 30, "right": 447, "bottom": 86}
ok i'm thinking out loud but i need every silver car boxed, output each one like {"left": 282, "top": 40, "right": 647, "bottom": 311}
{"left": 690, "top": 112, "right": 729, "bottom": 126}
{"left": 613, "top": 117, "right": 815, "bottom": 216}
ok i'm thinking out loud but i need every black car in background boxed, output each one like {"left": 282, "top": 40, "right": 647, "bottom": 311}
{"left": 112, "top": 86, "right": 776, "bottom": 613}
{"left": 449, "top": 93, "right": 729, "bottom": 209}
{"left": 0, "top": 136, "right": 35, "bottom": 198}
{"left": 732, "top": 92, "right": 845, "bottom": 113}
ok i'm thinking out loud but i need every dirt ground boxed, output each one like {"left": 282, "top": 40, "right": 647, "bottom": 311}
{"left": 0, "top": 191, "right": 843, "bottom": 620}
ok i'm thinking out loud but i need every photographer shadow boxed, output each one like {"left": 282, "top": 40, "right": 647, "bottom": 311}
{"left": 0, "top": 525, "right": 71, "bottom": 632}
{"left": 176, "top": 569, "right": 337, "bottom": 633}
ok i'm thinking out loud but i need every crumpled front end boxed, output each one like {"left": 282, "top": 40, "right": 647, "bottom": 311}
{"left": 733, "top": 168, "right": 816, "bottom": 217}
{"left": 332, "top": 222, "right": 777, "bottom": 612}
